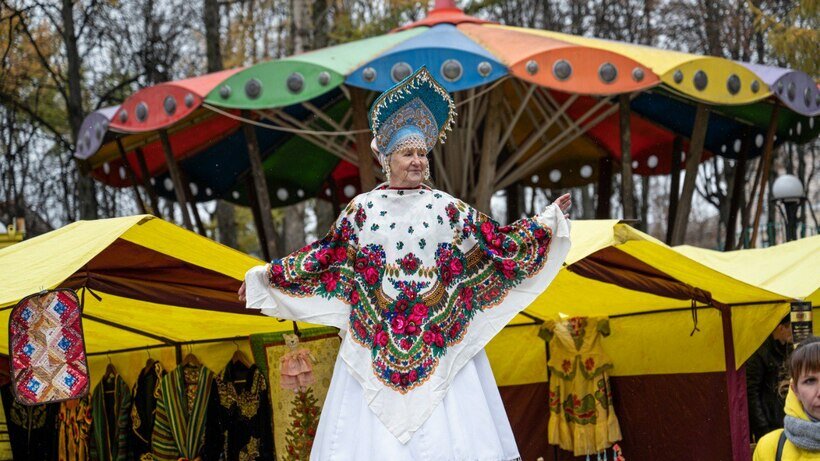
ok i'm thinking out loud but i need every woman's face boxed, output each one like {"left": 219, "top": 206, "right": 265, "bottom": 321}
{"left": 388, "top": 146, "right": 428, "bottom": 188}
{"left": 793, "top": 369, "right": 820, "bottom": 419}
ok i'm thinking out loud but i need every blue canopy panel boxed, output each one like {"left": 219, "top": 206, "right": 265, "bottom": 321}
{"left": 631, "top": 91, "right": 774, "bottom": 161}
{"left": 346, "top": 24, "right": 507, "bottom": 93}
{"left": 153, "top": 90, "right": 345, "bottom": 206}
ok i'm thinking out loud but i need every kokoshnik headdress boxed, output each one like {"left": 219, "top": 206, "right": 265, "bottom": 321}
{"left": 368, "top": 66, "right": 457, "bottom": 164}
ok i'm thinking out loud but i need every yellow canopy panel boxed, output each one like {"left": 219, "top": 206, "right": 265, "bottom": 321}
{"left": 495, "top": 25, "right": 770, "bottom": 105}
{"left": 675, "top": 236, "right": 820, "bottom": 305}
{"left": 0, "top": 215, "right": 317, "bottom": 354}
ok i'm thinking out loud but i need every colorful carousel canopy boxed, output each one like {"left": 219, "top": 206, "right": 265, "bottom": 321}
{"left": 74, "top": 0, "right": 819, "bottom": 210}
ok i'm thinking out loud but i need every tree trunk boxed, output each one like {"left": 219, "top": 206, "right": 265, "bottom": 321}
{"left": 284, "top": 203, "right": 307, "bottom": 253}
{"left": 595, "top": 157, "right": 613, "bottom": 219}
{"left": 62, "top": 0, "right": 96, "bottom": 220}
{"left": 350, "top": 87, "right": 377, "bottom": 192}
{"left": 619, "top": 94, "right": 636, "bottom": 219}
{"left": 203, "top": 0, "right": 237, "bottom": 248}
{"left": 203, "top": 0, "right": 223, "bottom": 73}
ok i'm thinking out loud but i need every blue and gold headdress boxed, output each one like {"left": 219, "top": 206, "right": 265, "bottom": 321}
{"left": 369, "top": 66, "right": 457, "bottom": 158}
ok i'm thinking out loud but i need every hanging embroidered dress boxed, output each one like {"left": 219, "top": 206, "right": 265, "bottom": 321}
{"left": 216, "top": 361, "right": 274, "bottom": 461}
{"left": 541, "top": 317, "right": 621, "bottom": 456}
{"left": 130, "top": 361, "right": 165, "bottom": 461}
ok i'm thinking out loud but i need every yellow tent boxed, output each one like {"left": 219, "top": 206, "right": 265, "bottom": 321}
{"left": 487, "top": 220, "right": 793, "bottom": 386}
{"left": 0, "top": 215, "right": 312, "bottom": 385}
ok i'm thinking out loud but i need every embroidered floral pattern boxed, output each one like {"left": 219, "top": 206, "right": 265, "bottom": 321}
{"left": 267, "top": 194, "right": 554, "bottom": 393}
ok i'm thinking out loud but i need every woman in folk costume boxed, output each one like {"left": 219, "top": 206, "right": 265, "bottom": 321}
{"left": 240, "top": 66, "right": 572, "bottom": 460}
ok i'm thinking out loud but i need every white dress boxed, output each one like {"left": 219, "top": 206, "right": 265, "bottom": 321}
{"left": 245, "top": 185, "right": 570, "bottom": 460}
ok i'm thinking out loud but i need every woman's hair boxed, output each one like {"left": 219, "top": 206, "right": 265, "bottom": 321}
{"left": 790, "top": 335, "right": 820, "bottom": 384}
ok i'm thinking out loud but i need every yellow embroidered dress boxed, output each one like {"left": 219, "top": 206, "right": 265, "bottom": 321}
{"left": 541, "top": 316, "right": 621, "bottom": 456}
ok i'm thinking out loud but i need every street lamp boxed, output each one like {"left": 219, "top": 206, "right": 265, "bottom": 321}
{"left": 771, "top": 174, "right": 805, "bottom": 241}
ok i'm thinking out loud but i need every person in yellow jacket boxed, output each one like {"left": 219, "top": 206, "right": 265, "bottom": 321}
{"left": 753, "top": 336, "right": 820, "bottom": 460}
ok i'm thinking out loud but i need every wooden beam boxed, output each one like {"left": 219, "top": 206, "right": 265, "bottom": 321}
{"left": 242, "top": 112, "right": 280, "bottom": 259}
{"left": 246, "top": 177, "right": 270, "bottom": 261}
{"left": 350, "top": 87, "right": 377, "bottom": 191}
{"left": 474, "top": 86, "right": 504, "bottom": 214}
{"left": 666, "top": 136, "right": 683, "bottom": 244}
{"left": 115, "top": 138, "right": 147, "bottom": 214}
{"left": 179, "top": 170, "right": 207, "bottom": 236}
{"left": 749, "top": 103, "right": 780, "bottom": 248}
{"left": 671, "top": 103, "right": 710, "bottom": 246}
{"left": 158, "top": 129, "right": 194, "bottom": 230}
{"left": 724, "top": 130, "right": 750, "bottom": 250}
{"left": 596, "top": 156, "right": 613, "bottom": 219}
{"left": 619, "top": 93, "right": 636, "bottom": 220}
{"left": 133, "top": 147, "right": 161, "bottom": 218}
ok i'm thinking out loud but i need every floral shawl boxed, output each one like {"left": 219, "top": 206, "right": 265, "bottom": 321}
{"left": 246, "top": 184, "right": 571, "bottom": 442}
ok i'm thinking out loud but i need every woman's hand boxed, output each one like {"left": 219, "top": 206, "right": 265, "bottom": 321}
{"left": 238, "top": 282, "right": 247, "bottom": 302}
{"left": 553, "top": 193, "right": 571, "bottom": 219}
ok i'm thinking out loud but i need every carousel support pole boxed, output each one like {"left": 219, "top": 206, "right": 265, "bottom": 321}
{"left": 114, "top": 138, "right": 147, "bottom": 214}
{"left": 724, "top": 130, "right": 750, "bottom": 251}
{"left": 595, "top": 157, "right": 613, "bottom": 219}
{"left": 720, "top": 305, "right": 751, "bottom": 461}
{"left": 666, "top": 136, "right": 683, "bottom": 244}
{"left": 474, "top": 86, "right": 504, "bottom": 214}
{"left": 158, "top": 129, "right": 194, "bottom": 230}
{"left": 619, "top": 94, "right": 636, "bottom": 220}
{"left": 748, "top": 103, "right": 780, "bottom": 248}
{"left": 242, "top": 111, "right": 280, "bottom": 259}
{"left": 246, "top": 178, "right": 271, "bottom": 262}
{"left": 671, "top": 103, "right": 710, "bottom": 246}
{"left": 134, "top": 148, "right": 162, "bottom": 219}
{"left": 178, "top": 170, "right": 207, "bottom": 236}
{"left": 350, "top": 87, "right": 377, "bottom": 191}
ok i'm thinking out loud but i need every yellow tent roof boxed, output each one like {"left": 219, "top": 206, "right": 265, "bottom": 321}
{"left": 487, "top": 220, "right": 794, "bottom": 383}
{"left": 0, "top": 215, "right": 310, "bottom": 354}
{"left": 675, "top": 236, "right": 820, "bottom": 305}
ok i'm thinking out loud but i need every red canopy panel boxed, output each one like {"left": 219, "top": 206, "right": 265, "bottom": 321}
{"left": 93, "top": 110, "right": 241, "bottom": 187}
{"left": 109, "top": 68, "right": 242, "bottom": 133}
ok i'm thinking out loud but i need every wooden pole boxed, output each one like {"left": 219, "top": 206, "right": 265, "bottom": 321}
{"left": 242, "top": 111, "right": 280, "bottom": 259}
{"left": 114, "top": 138, "right": 147, "bottom": 214}
{"left": 749, "top": 103, "right": 780, "bottom": 248}
{"left": 350, "top": 87, "right": 377, "bottom": 191}
{"left": 666, "top": 136, "right": 682, "bottom": 244}
{"left": 246, "top": 178, "right": 271, "bottom": 261}
{"left": 158, "top": 129, "right": 194, "bottom": 230}
{"left": 724, "top": 130, "right": 750, "bottom": 251}
{"left": 671, "top": 103, "right": 710, "bottom": 246}
{"left": 474, "top": 86, "right": 504, "bottom": 214}
{"left": 178, "top": 170, "right": 207, "bottom": 236}
{"left": 134, "top": 148, "right": 162, "bottom": 218}
{"left": 619, "top": 93, "right": 636, "bottom": 220}
{"left": 595, "top": 156, "right": 613, "bottom": 219}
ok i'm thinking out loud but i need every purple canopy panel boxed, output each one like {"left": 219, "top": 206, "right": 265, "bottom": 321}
{"left": 741, "top": 63, "right": 819, "bottom": 116}
{"left": 75, "top": 106, "right": 120, "bottom": 160}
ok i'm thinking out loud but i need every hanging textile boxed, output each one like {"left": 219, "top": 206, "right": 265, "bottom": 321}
{"left": 151, "top": 364, "right": 223, "bottom": 461}
{"left": 57, "top": 395, "right": 93, "bottom": 461}
{"left": 9, "top": 289, "right": 90, "bottom": 405}
{"left": 89, "top": 374, "right": 132, "bottom": 461}
{"left": 541, "top": 316, "right": 622, "bottom": 456}
{"left": 0, "top": 383, "right": 58, "bottom": 459}
{"left": 280, "top": 333, "right": 316, "bottom": 391}
{"left": 216, "top": 360, "right": 274, "bottom": 461}
{"left": 130, "top": 360, "right": 165, "bottom": 461}
{"left": 250, "top": 328, "right": 340, "bottom": 460}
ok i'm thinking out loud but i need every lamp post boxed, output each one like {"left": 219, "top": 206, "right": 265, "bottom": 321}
{"left": 771, "top": 174, "right": 805, "bottom": 242}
